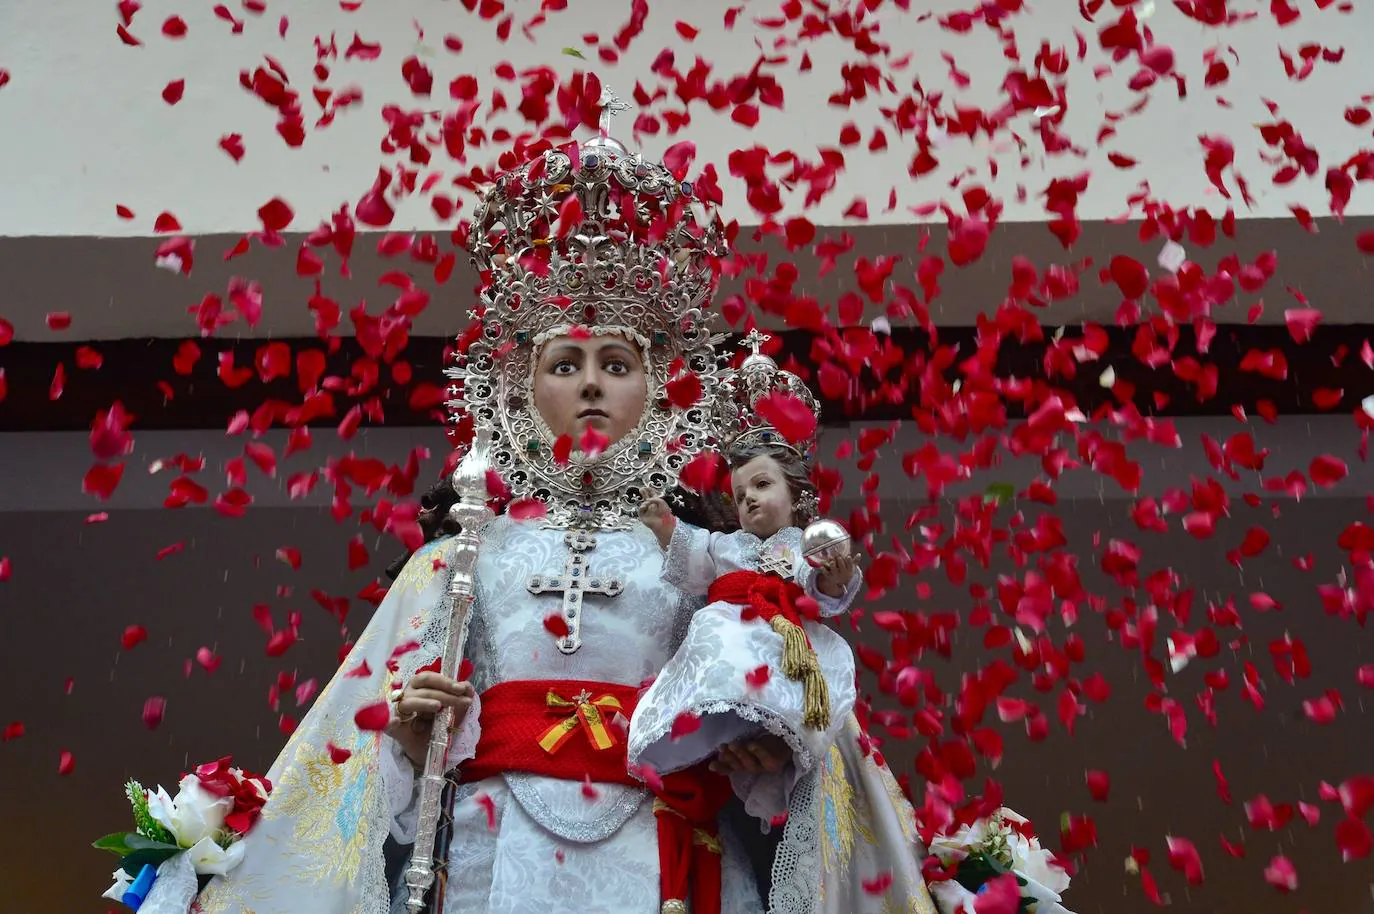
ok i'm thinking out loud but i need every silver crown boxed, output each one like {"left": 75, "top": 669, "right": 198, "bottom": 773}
{"left": 712, "top": 329, "right": 822, "bottom": 459}
{"left": 445, "top": 90, "right": 730, "bottom": 525}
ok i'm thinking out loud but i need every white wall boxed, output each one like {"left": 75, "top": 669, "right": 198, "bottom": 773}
{"left": 1, "top": 0, "right": 1370, "bottom": 237}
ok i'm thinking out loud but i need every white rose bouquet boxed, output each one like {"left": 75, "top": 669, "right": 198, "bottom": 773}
{"left": 93, "top": 757, "right": 272, "bottom": 912}
{"left": 926, "top": 807, "right": 1076, "bottom": 914}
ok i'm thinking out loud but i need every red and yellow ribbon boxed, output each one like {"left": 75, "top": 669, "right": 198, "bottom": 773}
{"left": 537, "top": 690, "right": 625, "bottom": 754}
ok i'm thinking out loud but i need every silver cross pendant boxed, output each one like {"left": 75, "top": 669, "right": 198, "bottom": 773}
{"left": 527, "top": 530, "right": 625, "bottom": 654}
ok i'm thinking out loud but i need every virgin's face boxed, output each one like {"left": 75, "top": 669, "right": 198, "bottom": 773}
{"left": 731, "top": 455, "right": 794, "bottom": 539}
{"left": 532, "top": 334, "right": 648, "bottom": 449}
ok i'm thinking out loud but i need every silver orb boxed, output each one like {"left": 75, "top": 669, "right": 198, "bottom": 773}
{"left": 802, "top": 519, "right": 851, "bottom": 568}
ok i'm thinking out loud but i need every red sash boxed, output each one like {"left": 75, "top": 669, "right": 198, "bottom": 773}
{"left": 707, "top": 570, "right": 833, "bottom": 732}
{"left": 459, "top": 679, "right": 732, "bottom": 914}
{"left": 707, "top": 569, "right": 814, "bottom": 630}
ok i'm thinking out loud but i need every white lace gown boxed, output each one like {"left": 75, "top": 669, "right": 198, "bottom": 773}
{"left": 382, "top": 516, "right": 766, "bottom": 913}
{"left": 627, "top": 523, "right": 860, "bottom": 823}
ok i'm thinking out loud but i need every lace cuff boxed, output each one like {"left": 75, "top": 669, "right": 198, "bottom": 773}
{"left": 381, "top": 692, "right": 483, "bottom": 845}
{"left": 447, "top": 689, "right": 483, "bottom": 769}
{"left": 381, "top": 737, "right": 421, "bottom": 844}
{"left": 661, "top": 520, "right": 715, "bottom": 595}
{"left": 801, "top": 563, "right": 861, "bottom": 618}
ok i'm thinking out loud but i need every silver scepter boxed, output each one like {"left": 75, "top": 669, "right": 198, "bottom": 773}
{"left": 403, "top": 433, "right": 496, "bottom": 913}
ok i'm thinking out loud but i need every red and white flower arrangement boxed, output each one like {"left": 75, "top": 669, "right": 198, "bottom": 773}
{"left": 94, "top": 757, "right": 271, "bottom": 910}
{"left": 925, "top": 807, "right": 1076, "bottom": 914}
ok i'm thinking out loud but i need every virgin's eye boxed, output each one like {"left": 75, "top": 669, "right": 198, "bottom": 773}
{"left": 550, "top": 359, "right": 577, "bottom": 375}
{"left": 603, "top": 358, "right": 631, "bottom": 375}
{"left": 757, "top": 479, "right": 771, "bottom": 488}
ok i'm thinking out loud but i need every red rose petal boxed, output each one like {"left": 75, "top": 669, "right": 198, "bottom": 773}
{"left": 1263, "top": 855, "right": 1298, "bottom": 892}
{"left": 257, "top": 197, "right": 295, "bottom": 231}
{"left": 971, "top": 873, "right": 1020, "bottom": 914}
{"left": 861, "top": 872, "right": 893, "bottom": 895}
{"left": 220, "top": 134, "right": 246, "bottom": 161}
{"left": 662, "top": 140, "right": 696, "bottom": 180}
{"left": 508, "top": 498, "right": 548, "bottom": 521}
{"left": 121, "top": 625, "right": 148, "bottom": 650}
{"left": 1338, "top": 775, "right": 1374, "bottom": 818}
{"left": 549, "top": 434, "right": 571, "bottom": 464}
{"left": 1336, "top": 816, "right": 1372, "bottom": 861}
{"left": 58, "top": 750, "right": 75, "bottom": 775}
{"left": 1166, "top": 835, "right": 1205, "bottom": 885}
{"left": 754, "top": 391, "right": 817, "bottom": 446}
{"left": 475, "top": 792, "right": 497, "bottom": 830}
{"left": 327, "top": 743, "right": 353, "bottom": 764}
{"left": 665, "top": 371, "right": 704, "bottom": 408}
{"left": 669, "top": 711, "right": 702, "bottom": 741}
{"left": 555, "top": 194, "right": 583, "bottom": 238}
{"left": 75, "top": 346, "right": 103, "bottom": 370}
{"left": 1284, "top": 307, "right": 1322, "bottom": 343}
{"left": 142, "top": 696, "right": 166, "bottom": 730}
{"left": 162, "top": 79, "right": 185, "bottom": 105}
{"left": 578, "top": 425, "right": 610, "bottom": 458}
{"left": 543, "top": 614, "right": 570, "bottom": 638}
{"left": 195, "top": 647, "right": 222, "bottom": 673}
{"left": 353, "top": 701, "right": 391, "bottom": 731}
{"left": 679, "top": 450, "right": 725, "bottom": 494}
{"left": 83, "top": 462, "right": 126, "bottom": 501}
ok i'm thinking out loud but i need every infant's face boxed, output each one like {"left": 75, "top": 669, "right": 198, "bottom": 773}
{"left": 730, "top": 455, "right": 793, "bottom": 539}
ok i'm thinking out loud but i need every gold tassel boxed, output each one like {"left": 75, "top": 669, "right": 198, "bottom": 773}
{"left": 801, "top": 665, "right": 830, "bottom": 731}
{"left": 770, "top": 616, "right": 830, "bottom": 730}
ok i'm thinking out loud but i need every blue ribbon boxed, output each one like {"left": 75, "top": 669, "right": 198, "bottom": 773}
{"left": 121, "top": 863, "right": 158, "bottom": 911}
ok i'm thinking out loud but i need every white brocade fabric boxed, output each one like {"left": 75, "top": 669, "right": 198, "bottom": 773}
{"left": 379, "top": 517, "right": 765, "bottom": 912}
{"left": 629, "top": 522, "right": 860, "bottom": 821}
{"left": 191, "top": 516, "right": 935, "bottom": 914}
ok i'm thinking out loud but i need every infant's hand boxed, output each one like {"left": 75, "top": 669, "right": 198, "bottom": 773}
{"left": 637, "top": 496, "right": 676, "bottom": 549}
{"left": 709, "top": 734, "right": 792, "bottom": 775}
{"left": 815, "top": 554, "right": 859, "bottom": 598}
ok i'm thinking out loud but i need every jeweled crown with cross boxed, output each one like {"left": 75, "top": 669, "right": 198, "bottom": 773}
{"left": 445, "top": 86, "right": 730, "bottom": 524}
{"left": 712, "top": 329, "right": 822, "bottom": 460}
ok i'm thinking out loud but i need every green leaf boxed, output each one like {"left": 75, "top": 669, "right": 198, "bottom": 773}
{"left": 561, "top": 47, "right": 586, "bottom": 59}
{"left": 125, "top": 833, "right": 182, "bottom": 853}
{"left": 954, "top": 851, "right": 1011, "bottom": 893}
{"left": 118, "top": 846, "right": 181, "bottom": 878}
{"left": 983, "top": 482, "right": 1015, "bottom": 505}
{"left": 93, "top": 832, "right": 139, "bottom": 855}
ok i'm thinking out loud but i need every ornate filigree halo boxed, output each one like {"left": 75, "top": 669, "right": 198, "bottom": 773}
{"left": 446, "top": 118, "right": 730, "bottom": 527}
{"left": 712, "top": 329, "right": 822, "bottom": 461}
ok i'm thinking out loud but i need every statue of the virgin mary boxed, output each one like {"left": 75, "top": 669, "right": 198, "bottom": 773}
{"left": 182, "top": 120, "right": 938, "bottom": 914}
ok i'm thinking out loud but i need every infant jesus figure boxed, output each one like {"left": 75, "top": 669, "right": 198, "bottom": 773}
{"left": 628, "top": 440, "right": 862, "bottom": 823}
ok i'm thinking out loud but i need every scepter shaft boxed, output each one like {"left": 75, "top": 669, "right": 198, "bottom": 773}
{"left": 403, "top": 442, "right": 495, "bottom": 914}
